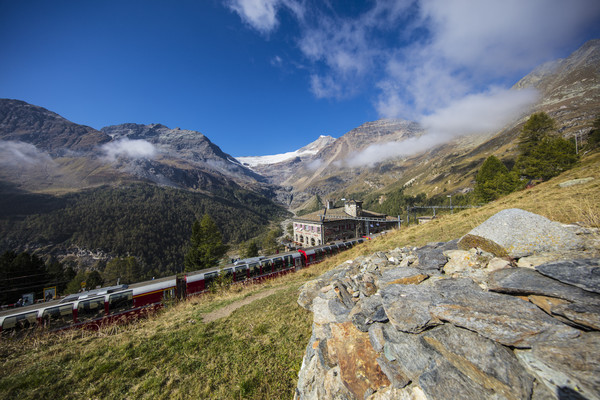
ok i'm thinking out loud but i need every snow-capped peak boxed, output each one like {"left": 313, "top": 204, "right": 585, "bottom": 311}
{"left": 236, "top": 135, "right": 335, "bottom": 167}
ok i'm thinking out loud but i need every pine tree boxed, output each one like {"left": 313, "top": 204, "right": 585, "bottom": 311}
{"left": 242, "top": 240, "right": 260, "bottom": 258}
{"left": 474, "top": 156, "right": 521, "bottom": 202}
{"left": 184, "top": 214, "right": 228, "bottom": 273}
{"left": 515, "top": 112, "right": 578, "bottom": 180}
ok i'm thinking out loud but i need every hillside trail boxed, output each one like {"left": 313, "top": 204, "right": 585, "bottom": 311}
{"left": 201, "top": 287, "right": 282, "bottom": 323}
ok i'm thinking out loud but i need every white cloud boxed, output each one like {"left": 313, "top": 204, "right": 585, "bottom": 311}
{"left": 420, "top": 88, "right": 539, "bottom": 137}
{"left": 349, "top": 87, "right": 539, "bottom": 167}
{"left": 101, "top": 139, "right": 157, "bottom": 162}
{"left": 0, "top": 140, "right": 56, "bottom": 168}
{"left": 378, "top": 0, "right": 600, "bottom": 119}
{"left": 227, "top": 0, "right": 305, "bottom": 34}
{"left": 226, "top": 0, "right": 599, "bottom": 161}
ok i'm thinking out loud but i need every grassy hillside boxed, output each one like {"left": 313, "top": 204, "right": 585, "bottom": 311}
{"left": 1, "top": 152, "right": 599, "bottom": 399}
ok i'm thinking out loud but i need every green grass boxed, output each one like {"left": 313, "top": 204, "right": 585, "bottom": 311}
{"left": 0, "top": 282, "right": 312, "bottom": 399}
{"left": 1, "top": 152, "right": 599, "bottom": 399}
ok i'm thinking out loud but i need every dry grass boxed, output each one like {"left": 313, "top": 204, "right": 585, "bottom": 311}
{"left": 1, "top": 152, "right": 599, "bottom": 399}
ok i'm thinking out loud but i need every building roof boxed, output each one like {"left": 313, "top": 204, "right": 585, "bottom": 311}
{"left": 293, "top": 206, "right": 388, "bottom": 223}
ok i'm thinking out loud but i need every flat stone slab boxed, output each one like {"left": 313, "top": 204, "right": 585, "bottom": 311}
{"left": 488, "top": 267, "right": 600, "bottom": 304}
{"left": 420, "top": 324, "right": 534, "bottom": 400}
{"left": 536, "top": 259, "right": 600, "bottom": 295}
{"left": 380, "top": 283, "right": 442, "bottom": 333}
{"left": 516, "top": 332, "right": 600, "bottom": 400}
{"left": 457, "top": 208, "right": 583, "bottom": 258}
{"left": 327, "top": 322, "right": 390, "bottom": 399}
{"left": 557, "top": 177, "right": 594, "bottom": 187}
{"left": 429, "top": 279, "right": 581, "bottom": 348}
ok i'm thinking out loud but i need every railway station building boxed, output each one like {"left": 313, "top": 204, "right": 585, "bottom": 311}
{"left": 292, "top": 200, "right": 398, "bottom": 247}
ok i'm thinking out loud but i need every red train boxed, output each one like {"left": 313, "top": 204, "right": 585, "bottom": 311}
{"left": 0, "top": 239, "right": 364, "bottom": 337}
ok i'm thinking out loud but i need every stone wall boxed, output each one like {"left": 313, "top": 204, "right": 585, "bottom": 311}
{"left": 295, "top": 209, "right": 600, "bottom": 400}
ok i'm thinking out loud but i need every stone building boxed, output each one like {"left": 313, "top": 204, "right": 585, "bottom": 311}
{"left": 292, "top": 200, "right": 399, "bottom": 247}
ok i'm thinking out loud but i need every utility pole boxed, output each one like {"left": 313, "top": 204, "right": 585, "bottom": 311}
{"left": 447, "top": 195, "right": 453, "bottom": 214}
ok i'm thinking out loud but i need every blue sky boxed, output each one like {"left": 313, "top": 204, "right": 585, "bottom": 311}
{"left": 1, "top": 1, "right": 599, "bottom": 158}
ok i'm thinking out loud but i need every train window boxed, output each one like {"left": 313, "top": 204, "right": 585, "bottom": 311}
{"left": 42, "top": 304, "right": 73, "bottom": 330}
{"left": 109, "top": 291, "right": 133, "bottom": 314}
{"left": 204, "top": 272, "right": 218, "bottom": 288}
{"left": 273, "top": 258, "right": 283, "bottom": 271}
{"left": 283, "top": 255, "right": 292, "bottom": 267}
{"left": 163, "top": 288, "right": 175, "bottom": 300}
{"left": 261, "top": 260, "right": 272, "bottom": 274}
{"left": 222, "top": 269, "right": 233, "bottom": 280}
{"left": 248, "top": 263, "right": 260, "bottom": 278}
{"left": 2, "top": 311, "right": 38, "bottom": 334}
{"left": 234, "top": 266, "right": 248, "bottom": 282}
{"left": 77, "top": 297, "right": 104, "bottom": 322}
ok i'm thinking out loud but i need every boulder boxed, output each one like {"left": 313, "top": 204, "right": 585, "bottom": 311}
{"left": 457, "top": 208, "right": 583, "bottom": 258}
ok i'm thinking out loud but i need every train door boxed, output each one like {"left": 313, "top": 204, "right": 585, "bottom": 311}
{"left": 176, "top": 275, "right": 187, "bottom": 299}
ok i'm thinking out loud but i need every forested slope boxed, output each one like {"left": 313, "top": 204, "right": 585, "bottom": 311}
{"left": 0, "top": 182, "right": 289, "bottom": 277}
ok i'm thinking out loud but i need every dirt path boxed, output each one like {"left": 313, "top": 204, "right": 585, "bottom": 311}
{"left": 201, "top": 287, "right": 281, "bottom": 323}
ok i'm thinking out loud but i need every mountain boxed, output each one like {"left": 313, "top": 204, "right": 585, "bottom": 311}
{"left": 237, "top": 135, "right": 336, "bottom": 168}
{"left": 100, "top": 123, "right": 270, "bottom": 191}
{"left": 0, "top": 101, "right": 290, "bottom": 275}
{"left": 260, "top": 39, "right": 600, "bottom": 208}
{"left": 0, "top": 100, "right": 274, "bottom": 194}
{"left": 236, "top": 135, "right": 336, "bottom": 189}
{"left": 0, "top": 99, "right": 111, "bottom": 153}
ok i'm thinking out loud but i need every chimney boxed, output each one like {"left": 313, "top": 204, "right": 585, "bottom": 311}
{"left": 344, "top": 200, "right": 363, "bottom": 217}
{"left": 326, "top": 199, "right": 335, "bottom": 210}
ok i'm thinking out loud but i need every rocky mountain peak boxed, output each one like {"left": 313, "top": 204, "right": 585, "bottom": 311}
{"left": 0, "top": 98, "right": 111, "bottom": 153}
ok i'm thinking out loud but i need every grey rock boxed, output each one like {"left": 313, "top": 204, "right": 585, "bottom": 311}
{"left": 488, "top": 267, "right": 600, "bottom": 330}
{"left": 421, "top": 324, "right": 534, "bottom": 400}
{"left": 516, "top": 332, "right": 600, "bottom": 400}
{"left": 368, "top": 323, "right": 386, "bottom": 353}
{"left": 380, "top": 267, "right": 431, "bottom": 285}
{"left": 313, "top": 296, "right": 352, "bottom": 324}
{"left": 457, "top": 209, "right": 583, "bottom": 258}
{"left": 488, "top": 267, "right": 600, "bottom": 304}
{"left": 419, "top": 358, "right": 504, "bottom": 400}
{"left": 376, "top": 356, "right": 411, "bottom": 389}
{"left": 430, "top": 278, "right": 581, "bottom": 348}
{"left": 415, "top": 240, "right": 458, "bottom": 271}
{"left": 380, "top": 284, "right": 442, "bottom": 333}
{"left": 333, "top": 280, "right": 356, "bottom": 309}
{"left": 350, "top": 294, "right": 388, "bottom": 332}
{"left": 381, "top": 325, "right": 438, "bottom": 380}
{"left": 536, "top": 259, "right": 600, "bottom": 295}
{"left": 557, "top": 177, "right": 594, "bottom": 187}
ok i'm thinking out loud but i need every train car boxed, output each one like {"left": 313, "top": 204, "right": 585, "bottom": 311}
{"left": 1, "top": 236, "right": 368, "bottom": 338}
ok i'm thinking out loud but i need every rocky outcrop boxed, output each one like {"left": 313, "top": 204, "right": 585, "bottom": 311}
{"left": 295, "top": 209, "right": 600, "bottom": 400}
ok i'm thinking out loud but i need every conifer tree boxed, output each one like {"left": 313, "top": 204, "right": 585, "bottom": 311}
{"left": 515, "top": 112, "right": 578, "bottom": 180}
{"left": 474, "top": 156, "right": 521, "bottom": 202}
{"left": 184, "top": 214, "right": 228, "bottom": 272}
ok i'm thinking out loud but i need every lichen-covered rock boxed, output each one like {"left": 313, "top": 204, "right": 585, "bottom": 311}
{"left": 327, "top": 322, "right": 390, "bottom": 398}
{"left": 457, "top": 208, "right": 583, "bottom": 258}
